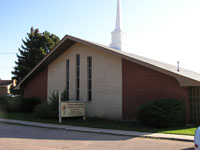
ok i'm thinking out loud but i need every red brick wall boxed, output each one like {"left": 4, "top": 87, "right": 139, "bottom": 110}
{"left": 122, "top": 59, "right": 189, "bottom": 121}
{"left": 23, "top": 67, "right": 48, "bottom": 101}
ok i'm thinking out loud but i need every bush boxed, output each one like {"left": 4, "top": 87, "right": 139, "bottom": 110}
{"left": 136, "top": 99, "right": 185, "bottom": 128}
{"left": 0, "top": 96, "right": 10, "bottom": 111}
{"left": 49, "top": 91, "right": 59, "bottom": 111}
{"left": 0, "top": 96, "right": 23, "bottom": 112}
{"left": 0, "top": 96, "right": 41, "bottom": 113}
{"left": 6, "top": 96, "right": 22, "bottom": 112}
{"left": 34, "top": 91, "right": 59, "bottom": 119}
{"left": 34, "top": 103, "right": 57, "bottom": 119}
{"left": 34, "top": 89, "right": 69, "bottom": 119}
{"left": 21, "top": 97, "right": 41, "bottom": 112}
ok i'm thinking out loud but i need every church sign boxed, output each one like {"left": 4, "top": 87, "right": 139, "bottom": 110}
{"left": 58, "top": 91, "right": 86, "bottom": 123}
{"left": 61, "top": 102, "right": 85, "bottom": 117}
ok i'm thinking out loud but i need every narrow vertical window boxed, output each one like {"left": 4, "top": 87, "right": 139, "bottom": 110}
{"left": 76, "top": 54, "right": 80, "bottom": 101}
{"left": 66, "top": 59, "right": 70, "bottom": 101}
{"left": 88, "top": 57, "right": 92, "bottom": 101}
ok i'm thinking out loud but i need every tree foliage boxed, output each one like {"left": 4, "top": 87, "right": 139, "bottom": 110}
{"left": 12, "top": 27, "right": 60, "bottom": 81}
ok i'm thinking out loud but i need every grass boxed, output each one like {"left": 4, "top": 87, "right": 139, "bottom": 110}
{"left": 0, "top": 111, "right": 197, "bottom": 136}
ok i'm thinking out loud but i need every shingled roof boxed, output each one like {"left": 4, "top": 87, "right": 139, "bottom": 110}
{"left": 0, "top": 80, "right": 12, "bottom": 87}
{"left": 16, "top": 35, "right": 200, "bottom": 89}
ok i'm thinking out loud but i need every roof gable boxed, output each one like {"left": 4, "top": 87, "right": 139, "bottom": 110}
{"left": 16, "top": 35, "right": 200, "bottom": 89}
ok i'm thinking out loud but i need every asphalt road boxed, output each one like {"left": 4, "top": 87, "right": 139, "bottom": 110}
{"left": 0, "top": 122, "right": 194, "bottom": 150}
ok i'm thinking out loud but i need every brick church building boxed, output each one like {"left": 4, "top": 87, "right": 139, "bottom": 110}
{"left": 16, "top": 0, "right": 200, "bottom": 122}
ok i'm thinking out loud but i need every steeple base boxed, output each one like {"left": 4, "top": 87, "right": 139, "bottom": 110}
{"left": 110, "top": 30, "right": 127, "bottom": 50}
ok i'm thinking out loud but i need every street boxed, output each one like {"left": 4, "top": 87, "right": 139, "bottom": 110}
{"left": 0, "top": 122, "right": 194, "bottom": 150}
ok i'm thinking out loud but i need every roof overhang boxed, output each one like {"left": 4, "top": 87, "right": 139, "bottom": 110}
{"left": 16, "top": 35, "right": 200, "bottom": 89}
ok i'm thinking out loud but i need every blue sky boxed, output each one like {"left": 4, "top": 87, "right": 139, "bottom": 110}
{"left": 0, "top": 0, "right": 200, "bottom": 80}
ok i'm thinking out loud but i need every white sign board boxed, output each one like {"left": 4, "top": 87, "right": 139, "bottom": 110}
{"left": 61, "top": 102, "right": 85, "bottom": 117}
{"left": 58, "top": 91, "right": 86, "bottom": 123}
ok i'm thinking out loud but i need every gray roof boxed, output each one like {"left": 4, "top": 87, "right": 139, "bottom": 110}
{"left": 16, "top": 35, "right": 200, "bottom": 89}
{"left": 0, "top": 80, "right": 12, "bottom": 86}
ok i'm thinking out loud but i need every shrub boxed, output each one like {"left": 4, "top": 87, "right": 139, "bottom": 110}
{"left": 34, "top": 89, "right": 70, "bottom": 119}
{"left": 61, "top": 88, "right": 68, "bottom": 101}
{"left": 49, "top": 91, "right": 59, "bottom": 111}
{"left": 34, "top": 103, "right": 57, "bottom": 119}
{"left": 0, "top": 96, "right": 41, "bottom": 113}
{"left": 21, "top": 97, "right": 41, "bottom": 112}
{"left": 136, "top": 99, "right": 185, "bottom": 128}
{"left": 0, "top": 96, "right": 10, "bottom": 111}
{"left": 6, "top": 96, "right": 22, "bottom": 112}
{"left": 34, "top": 91, "right": 59, "bottom": 119}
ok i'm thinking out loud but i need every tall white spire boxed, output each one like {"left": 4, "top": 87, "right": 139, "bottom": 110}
{"left": 115, "top": 0, "right": 122, "bottom": 31}
{"left": 110, "top": 0, "right": 127, "bottom": 50}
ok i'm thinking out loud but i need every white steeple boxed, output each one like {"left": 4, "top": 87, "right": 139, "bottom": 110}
{"left": 115, "top": 0, "right": 122, "bottom": 31}
{"left": 110, "top": 0, "right": 127, "bottom": 50}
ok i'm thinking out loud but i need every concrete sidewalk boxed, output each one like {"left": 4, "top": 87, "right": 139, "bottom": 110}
{"left": 0, "top": 118, "right": 194, "bottom": 142}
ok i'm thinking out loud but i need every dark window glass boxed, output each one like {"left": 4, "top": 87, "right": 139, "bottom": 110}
{"left": 66, "top": 81, "right": 69, "bottom": 89}
{"left": 77, "top": 90, "right": 79, "bottom": 101}
{"left": 76, "top": 54, "right": 80, "bottom": 101}
{"left": 77, "top": 70, "right": 80, "bottom": 77}
{"left": 88, "top": 57, "right": 92, "bottom": 68}
{"left": 87, "top": 57, "right": 92, "bottom": 101}
{"left": 77, "top": 78, "right": 80, "bottom": 89}
{"left": 76, "top": 54, "right": 80, "bottom": 66}
{"left": 77, "top": 67, "right": 80, "bottom": 72}
{"left": 66, "top": 91, "right": 69, "bottom": 100}
{"left": 88, "top": 69, "right": 92, "bottom": 78}
{"left": 88, "top": 91, "right": 92, "bottom": 101}
{"left": 66, "top": 60, "right": 70, "bottom": 101}
{"left": 88, "top": 80, "right": 92, "bottom": 89}
{"left": 67, "top": 71, "right": 69, "bottom": 80}
{"left": 67, "top": 60, "right": 69, "bottom": 68}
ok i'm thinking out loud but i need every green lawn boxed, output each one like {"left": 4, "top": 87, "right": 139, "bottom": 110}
{"left": 0, "top": 111, "right": 197, "bottom": 136}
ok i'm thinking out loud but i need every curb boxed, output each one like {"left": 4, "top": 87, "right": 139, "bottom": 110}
{"left": 0, "top": 118, "right": 194, "bottom": 142}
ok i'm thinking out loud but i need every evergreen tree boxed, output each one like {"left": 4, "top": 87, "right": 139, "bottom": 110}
{"left": 12, "top": 27, "right": 60, "bottom": 81}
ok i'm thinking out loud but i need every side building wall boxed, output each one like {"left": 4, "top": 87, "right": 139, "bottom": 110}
{"left": 48, "top": 43, "right": 122, "bottom": 120}
{"left": 122, "top": 59, "right": 190, "bottom": 121}
{"left": 0, "top": 87, "right": 8, "bottom": 96}
{"left": 23, "top": 67, "right": 48, "bottom": 101}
